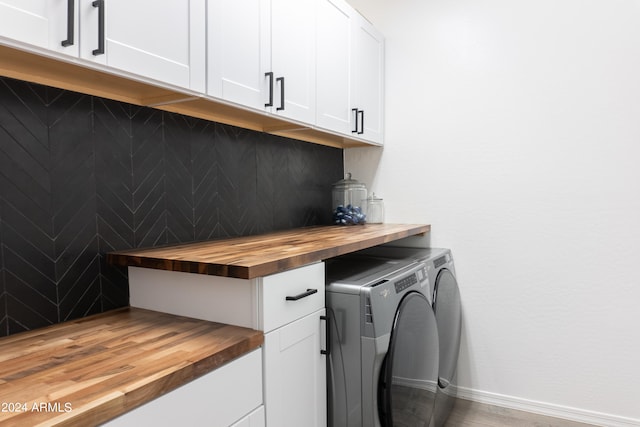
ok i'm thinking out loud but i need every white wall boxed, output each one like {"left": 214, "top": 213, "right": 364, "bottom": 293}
{"left": 345, "top": 0, "right": 640, "bottom": 425}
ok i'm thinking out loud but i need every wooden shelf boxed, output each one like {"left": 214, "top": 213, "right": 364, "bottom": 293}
{"left": 0, "top": 44, "right": 375, "bottom": 149}
{"left": 107, "top": 223, "right": 431, "bottom": 279}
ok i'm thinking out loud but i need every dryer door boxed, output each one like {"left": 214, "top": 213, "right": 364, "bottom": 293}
{"left": 378, "top": 291, "right": 439, "bottom": 427}
{"left": 433, "top": 268, "right": 462, "bottom": 389}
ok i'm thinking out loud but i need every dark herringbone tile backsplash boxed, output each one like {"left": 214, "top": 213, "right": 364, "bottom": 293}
{"left": 0, "top": 77, "right": 343, "bottom": 337}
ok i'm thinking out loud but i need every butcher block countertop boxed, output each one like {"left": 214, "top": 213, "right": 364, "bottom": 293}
{"left": 0, "top": 308, "right": 263, "bottom": 427}
{"left": 107, "top": 223, "right": 431, "bottom": 279}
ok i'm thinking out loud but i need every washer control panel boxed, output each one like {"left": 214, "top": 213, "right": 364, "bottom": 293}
{"left": 394, "top": 273, "right": 418, "bottom": 293}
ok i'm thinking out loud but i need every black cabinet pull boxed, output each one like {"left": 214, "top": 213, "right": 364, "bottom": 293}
{"left": 320, "top": 314, "right": 330, "bottom": 355}
{"left": 352, "top": 108, "right": 359, "bottom": 133}
{"left": 265, "top": 72, "right": 274, "bottom": 107}
{"left": 276, "top": 76, "right": 285, "bottom": 111}
{"left": 285, "top": 288, "right": 317, "bottom": 301}
{"left": 352, "top": 109, "right": 364, "bottom": 134}
{"left": 92, "top": 0, "right": 105, "bottom": 56}
{"left": 61, "top": 0, "right": 75, "bottom": 47}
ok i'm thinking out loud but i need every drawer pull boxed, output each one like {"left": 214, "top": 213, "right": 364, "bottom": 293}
{"left": 285, "top": 288, "right": 318, "bottom": 301}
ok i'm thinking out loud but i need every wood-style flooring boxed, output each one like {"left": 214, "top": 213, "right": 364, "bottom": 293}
{"left": 444, "top": 399, "right": 599, "bottom": 427}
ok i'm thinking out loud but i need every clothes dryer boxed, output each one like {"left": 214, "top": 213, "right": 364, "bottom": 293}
{"left": 356, "top": 247, "right": 462, "bottom": 427}
{"left": 325, "top": 255, "right": 440, "bottom": 427}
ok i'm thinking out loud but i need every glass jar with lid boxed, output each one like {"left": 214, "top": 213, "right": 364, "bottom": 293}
{"left": 366, "top": 193, "right": 384, "bottom": 223}
{"left": 332, "top": 173, "right": 367, "bottom": 225}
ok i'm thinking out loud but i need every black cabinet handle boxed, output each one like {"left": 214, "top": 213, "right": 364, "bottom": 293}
{"left": 61, "top": 0, "right": 75, "bottom": 47}
{"left": 285, "top": 288, "right": 317, "bottom": 301}
{"left": 265, "top": 72, "right": 274, "bottom": 107}
{"left": 92, "top": 0, "right": 105, "bottom": 56}
{"left": 352, "top": 109, "right": 365, "bottom": 134}
{"left": 320, "top": 314, "right": 330, "bottom": 355}
{"left": 352, "top": 108, "right": 359, "bottom": 133}
{"left": 276, "top": 76, "right": 285, "bottom": 111}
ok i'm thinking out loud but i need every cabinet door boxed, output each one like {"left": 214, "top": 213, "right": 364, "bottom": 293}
{"left": 0, "top": 0, "right": 77, "bottom": 56}
{"left": 79, "top": 0, "right": 205, "bottom": 91}
{"left": 264, "top": 309, "right": 327, "bottom": 427}
{"left": 207, "top": 0, "right": 270, "bottom": 110}
{"left": 315, "top": 0, "right": 352, "bottom": 135}
{"left": 270, "top": 0, "right": 316, "bottom": 123}
{"left": 352, "top": 13, "right": 384, "bottom": 144}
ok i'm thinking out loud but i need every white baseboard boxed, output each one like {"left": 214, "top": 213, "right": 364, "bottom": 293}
{"left": 455, "top": 386, "right": 640, "bottom": 427}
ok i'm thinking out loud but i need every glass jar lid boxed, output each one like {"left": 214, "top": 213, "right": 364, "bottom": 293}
{"left": 367, "top": 192, "right": 383, "bottom": 202}
{"left": 332, "top": 173, "right": 366, "bottom": 190}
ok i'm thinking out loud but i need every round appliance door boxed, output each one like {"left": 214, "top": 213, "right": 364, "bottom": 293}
{"left": 433, "top": 268, "right": 462, "bottom": 389}
{"left": 378, "top": 291, "right": 439, "bottom": 427}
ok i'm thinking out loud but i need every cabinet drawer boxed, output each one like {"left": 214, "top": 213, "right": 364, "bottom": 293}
{"left": 261, "top": 262, "right": 325, "bottom": 332}
{"left": 103, "top": 348, "right": 263, "bottom": 427}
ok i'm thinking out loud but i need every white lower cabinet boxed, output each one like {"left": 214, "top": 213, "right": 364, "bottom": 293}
{"left": 127, "top": 262, "right": 327, "bottom": 427}
{"left": 102, "top": 349, "right": 263, "bottom": 427}
{"left": 264, "top": 309, "right": 327, "bottom": 427}
{"left": 230, "top": 406, "right": 265, "bottom": 427}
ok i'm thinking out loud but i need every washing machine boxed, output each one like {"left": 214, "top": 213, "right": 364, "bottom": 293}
{"left": 325, "top": 254, "right": 440, "bottom": 427}
{"left": 357, "top": 247, "right": 462, "bottom": 427}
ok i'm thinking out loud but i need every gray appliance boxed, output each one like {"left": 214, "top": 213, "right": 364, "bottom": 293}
{"left": 325, "top": 255, "right": 440, "bottom": 427}
{"left": 357, "top": 247, "right": 462, "bottom": 427}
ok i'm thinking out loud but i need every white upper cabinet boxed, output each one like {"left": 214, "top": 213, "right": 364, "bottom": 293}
{"left": 79, "top": 0, "right": 205, "bottom": 92}
{"left": 208, "top": 0, "right": 316, "bottom": 124}
{"left": 0, "top": 0, "right": 78, "bottom": 56}
{"left": 352, "top": 13, "right": 384, "bottom": 144}
{"left": 315, "top": 0, "right": 385, "bottom": 144}
{"left": 1, "top": 0, "right": 382, "bottom": 146}
{"left": 0, "top": 0, "right": 205, "bottom": 92}
{"left": 270, "top": 0, "right": 317, "bottom": 123}
{"left": 316, "top": 0, "right": 352, "bottom": 135}
{"left": 207, "top": 0, "right": 269, "bottom": 110}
